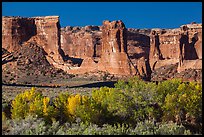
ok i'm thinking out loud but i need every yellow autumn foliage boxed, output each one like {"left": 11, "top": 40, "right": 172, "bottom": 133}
{"left": 43, "top": 97, "right": 50, "bottom": 116}
{"left": 11, "top": 87, "right": 57, "bottom": 121}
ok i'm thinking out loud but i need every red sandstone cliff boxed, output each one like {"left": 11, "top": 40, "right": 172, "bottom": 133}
{"left": 61, "top": 26, "right": 102, "bottom": 58}
{"left": 61, "top": 20, "right": 137, "bottom": 76}
{"left": 2, "top": 16, "right": 202, "bottom": 83}
{"left": 98, "top": 20, "right": 137, "bottom": 75}
{"left": 2, "top": 16, "right": 64, "bottom": 65}
{"left": 149, "top": 23, "right": 202, "bottom": 72}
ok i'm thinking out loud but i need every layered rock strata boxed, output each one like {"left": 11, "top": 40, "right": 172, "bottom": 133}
{"left": 2, "top": 16, "right": 202, "bottom": 83}
{"left": 149, "top": 23, "right": 202, "bottom": 73}
{"left": 2, "top": 16, "right": 64, "bottom": 65}
{"left": 98, "top": 20, "right": 137, "bottom": 75}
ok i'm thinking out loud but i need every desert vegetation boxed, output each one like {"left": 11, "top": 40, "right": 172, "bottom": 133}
{"left": 2, "top": 77, "right": 202, "bottom": 135}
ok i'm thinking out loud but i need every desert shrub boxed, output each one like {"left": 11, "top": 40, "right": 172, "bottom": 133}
{"left": 3, "top": 115, "right": 46, "bottom": 135}
{"left": 4, "top": 119, "right": 194, "bottom": 135}
{"left": 74, "top": 96, "right": 102, "bottom": 124}
{"left": 3, "top": 116, "right": 193, "bottom": 135}
{"left": 101, "top": 123, "right": 131, "bottom": 135}
{"left": 115, "top": 77, "right": 161, "bottom": 123}
{"left": 91, "top": 87, "right": 133, "bottom": 124}
{"left": 53, "top": 92, "right": 70, "bottom": 123}
{"left": 11, "top": 87, "right": 57, "bottom": 123}
{"left": 55, "top": 120, "right": 131, "bottom": 135}
{"left": 125, "top": 120, "right": 192, "bottom": 135}
{"left": 154, "top": 121, "right": 191, "bottom": 135}
{"left": 11, "top": 87, "right": 43, "bottom": 119}
{"left": 162, "top": 81, "right": 202, "bottom": 124}
{"left": 67, "top": 121, "right": 93, "bottom": 135}
{"left": 54, "top": 118, "right": 92, "bottom": 135}
{"left": 3, "top": 115, "right": 64, "bottom": 135}
{"left": 57, "top": 120, "right": 192, "bottom": 135}
{"left": 129, "top": 120, "right": 156, "bottom": 135}
{"left": 155, "top": 78, "right": 182, "bottom": 105}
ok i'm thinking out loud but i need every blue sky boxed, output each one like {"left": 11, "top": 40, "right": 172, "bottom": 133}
{"left": 2, "top": 2, "right": 202, "bottom": 29}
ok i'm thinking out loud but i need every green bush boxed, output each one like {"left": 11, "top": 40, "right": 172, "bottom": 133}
{"left": 115, "top": 77, "right": 161, "bottom": 123}
{"left": 162, "top": 81, "right": 202, "bottom": 124}
{"left": 155, "top": 79, "right": 182, "bottom": 105}
{"left": 74, "top": 96, "right": 103, "bottom": 124}
{"left": 92, "top": 87, "right": 133, "bottom": 124}
{"left": 4, "top": 78, "right": 202, "bottom": 135}
{"left": 53, "top": 92, "right": 70, "bottom": 123}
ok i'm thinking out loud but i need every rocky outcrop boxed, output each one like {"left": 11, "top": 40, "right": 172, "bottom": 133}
{"left": 2, "top": 17, "right": 36, "bottom": 52}
{"left": 151, "top": 63, "right": 202, "bottom": 82}
{"left": 2, "top": 16, "right": 202, "bottom": 84}
{"left": 184, "top": 23, "right": 202, "bottom": 60}
{"left": 60, "top": 20, "right": 141, "bottom": 76}
{"left": 98, "top": 20, "right": 137, "bottom": 75}
{"left": 63, "top": 20, "right": 138, "bottom": 76}
{"left": 31, "top": 16, "right": 63, "bottom": 64}
{"left": 127, "top": 28, "right": 151, "bottom": 79}
{"left": 149, "top": 23, "right": 202, "bottom": 73}
{"left": 2, "top": 16, "right": 64, "bottom": 66}
{"left": 2, "top": 42, "right": 73, "bottom": 85}
{"left": 61, "top": 26, "right": 102, "bottom": 59}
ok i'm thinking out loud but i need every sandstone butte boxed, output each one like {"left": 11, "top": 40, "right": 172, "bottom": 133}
{"left": 2, "top": 16, "right": 202, "bottom": 82}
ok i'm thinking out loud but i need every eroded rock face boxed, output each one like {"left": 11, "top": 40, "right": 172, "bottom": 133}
{"left": 99, "top": 20, "right": 137, "bottom": 75}
{"left": 184, "top": 23, "right": 202, "bottom": 60}
{"left": 2, "top": 16, "right": 64, "bottom": 66}
{"left": 2, "top": 16, "right": 202, "bottom": 83}
{"left": 61, "top": 26, "right": 102, "bottom": 59}
{"left": 60, "top": 26, "right": 103, "bottom": 74}
{"left": 33, "top": 16, "right": 63, "bottom": 63}
{"left": 151, "top": 63, "right": 202, "bottom": 82}
{"left": 61, "top": 20, "right": 138, "bottom": 76}
{"left": 2, "top": 17, "right": 36, "bottom": 52}
{"left": 149, "top": 23, "right": 202, "bottom": 72}
{"left": 127, "top": 28, "right": 151, "bottom": 79}
{"left": 2, "top": 42, "right": 72, "bottom": 85}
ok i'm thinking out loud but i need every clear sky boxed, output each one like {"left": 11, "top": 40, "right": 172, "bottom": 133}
{"left": 2, "top": 2, "right": 202, "bottom": 29}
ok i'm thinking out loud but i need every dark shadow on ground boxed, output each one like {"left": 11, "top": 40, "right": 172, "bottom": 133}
{"left": 2, "top": 81, "right": 117, "bottom": 88}
{"left": 69, "top": 81, "right": 117, "bottom": 88}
